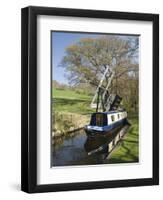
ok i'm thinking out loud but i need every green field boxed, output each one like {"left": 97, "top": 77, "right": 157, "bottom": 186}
{"left": 52, "top": 88, "right": 139, "bottom": 163}
{"left": 52, "top": 88, "right": 94, "bottom": 114}
{"left": 108, "top": 117, "right": 139, "bottom": 163}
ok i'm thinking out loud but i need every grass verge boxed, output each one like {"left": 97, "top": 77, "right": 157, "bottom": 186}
{"left": 108, "top": 117, "right": 139, "bottom": 163}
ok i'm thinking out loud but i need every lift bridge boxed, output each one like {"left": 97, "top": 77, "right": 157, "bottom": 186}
{"left": 90, "top": 65, "right": 122, "bottom": 112}
{"left": 84, "top": 65, "right": 130, "bottom": 157}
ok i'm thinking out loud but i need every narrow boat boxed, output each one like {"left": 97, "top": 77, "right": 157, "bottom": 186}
{"left": 84, "top": 110, "right": 127, "bottom": 137}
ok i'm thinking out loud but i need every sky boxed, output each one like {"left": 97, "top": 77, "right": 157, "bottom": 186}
{"left": 52, "top": 31, "right": 102, "bottom": 84}
{"left": 51, "top": 31, "right": 138, "bottom": 85}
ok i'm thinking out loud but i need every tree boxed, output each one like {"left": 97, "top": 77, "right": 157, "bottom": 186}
{"left": 61, "top": 35, "right": 139, "bottom": 114}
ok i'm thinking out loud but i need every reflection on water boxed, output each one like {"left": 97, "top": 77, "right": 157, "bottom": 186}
{"left": 52, "top": 132, "right": 86, "bottom": 166}
{"left": 52, "top": 124, "right": 130, "bottom": 167}
{"left": 52, "top": 130, "right": 112, "bottom": 166}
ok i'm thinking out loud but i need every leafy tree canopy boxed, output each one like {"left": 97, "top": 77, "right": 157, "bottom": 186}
{"left": 61, "top": 36, "right": 138, "bottom": 87}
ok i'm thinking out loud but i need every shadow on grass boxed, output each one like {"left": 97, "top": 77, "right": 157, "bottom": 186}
{"left": 107, "top": 157, "right": 139, "bottom": 164}
{"left": 108, "top": 125, "right": 139, "bottom": 164}
{"left": 121, "top": 140, "right": 138, "bottom": 160}
{"left": 108, "top": 139, "right": 139, "bottom": 164}
{"left": 52, "top": 98, "right": 90, "bottom": 105}
{"left": 52, "top": 97, "right": 94, "bottom": 114}
{"left": 128, "top": 127, "right": 138, "bottom": 136}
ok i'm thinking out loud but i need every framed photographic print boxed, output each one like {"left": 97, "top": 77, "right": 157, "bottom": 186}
{"left": 21, "top": 6, "right": 159, "bottom": 193}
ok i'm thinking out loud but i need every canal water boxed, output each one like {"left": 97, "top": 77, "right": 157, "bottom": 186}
{"left": 52, "top": 130, "right": 109, "bottom": 167}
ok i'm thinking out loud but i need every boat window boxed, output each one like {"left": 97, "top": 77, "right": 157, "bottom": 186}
{"left": 118, "top": 114, "right": 120, "bottom": 119}
{"left": 111, "top": 115, "right": 115, "bottom": 122}
{"left": 96, "top": 114, "right": 103, "bottom": 126}
{"left": 90, "top": 113, "right": 107, "bottom": 126}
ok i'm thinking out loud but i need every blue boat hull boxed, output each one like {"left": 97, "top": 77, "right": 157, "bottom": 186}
{"left": 84, "top": 118, "right": 127, "bottom": 137}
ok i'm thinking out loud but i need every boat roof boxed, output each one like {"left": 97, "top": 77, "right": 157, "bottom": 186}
{"left": 92, "top": 110, "right": 126, "bottom": 115}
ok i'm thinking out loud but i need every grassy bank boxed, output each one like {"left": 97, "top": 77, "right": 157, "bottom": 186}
{"left": 52, "top": 88, "right": 94, "bottom": 114}
{"left": 107, "top": 117, "right": 139, "bottom": 163}
{"left": 52, "top": 88, "right": 91, "bottom": 100}
{"left": 52, "top": 112, "right": 90, "bottom": 137}
{"left": 52, "top": 88, "right": 93, "bottom": 136}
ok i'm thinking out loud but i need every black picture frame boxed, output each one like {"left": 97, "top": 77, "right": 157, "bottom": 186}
{"left": 21, "top": 6, "right": 159, "bottom": 193}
